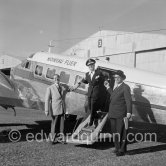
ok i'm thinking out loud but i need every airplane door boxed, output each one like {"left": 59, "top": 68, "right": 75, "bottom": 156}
{"left": 97, "top": 66, "right": 116, "bottom": 112}
{"left": 65, "top": 72, "right": 88, "bottom": 116}
{"left": 98, "top": 66, "right": 115, "bottom": 89}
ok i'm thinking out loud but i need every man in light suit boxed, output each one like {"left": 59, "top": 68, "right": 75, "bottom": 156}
{"left": 104, "top": 70, "right": 132, "bottom": 156}
{"left": 45, "top": 74, "right": 68, "bottom": 144}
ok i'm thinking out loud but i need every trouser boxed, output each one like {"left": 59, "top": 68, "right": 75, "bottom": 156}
{"left": 51, "top": 114, "right": 64, "bottom": 141}
{"left": 88, "top": 97, "right": 99, "bottom": 125}
{"left": 110, "top": 118, "right": 127, "bottom": 152}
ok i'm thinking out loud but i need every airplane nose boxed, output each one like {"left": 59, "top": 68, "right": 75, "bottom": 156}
{"left": 0, "top": 71, "right": 14, "bottom": 90}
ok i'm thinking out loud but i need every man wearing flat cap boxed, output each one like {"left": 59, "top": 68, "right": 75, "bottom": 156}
{"left": 73, "top": 58, "right": 104, "bottom": 127}
{"left": 104, "top": 70, "right": 132, "bottom": 156}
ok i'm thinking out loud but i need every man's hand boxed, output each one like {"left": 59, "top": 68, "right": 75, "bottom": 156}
{"left": 45, "top": 111, "right": 49, "bottom": 116}
{"left": 104, "top": 80, "right": 110, "bottom": 89}
{"left": 69, "top": 84, "right": 79, "bottom": 91}
{"left": 126, "top": 113, "right": 131, "bottom": 119}
{"left": 68, "top": 86, "right": 75, "bottom": 91}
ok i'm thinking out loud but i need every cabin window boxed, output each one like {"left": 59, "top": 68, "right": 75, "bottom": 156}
{"left": 35, "top": 65, "right": 43, "bottom": 76}
{"left": 60, "top": 71, "right": 70, "bottom": 84}
{"left": 74, "top": 75, "right": 85, "bottom": 89}
{"left": 46, "top": 68, "right": 56, "bottom": 79}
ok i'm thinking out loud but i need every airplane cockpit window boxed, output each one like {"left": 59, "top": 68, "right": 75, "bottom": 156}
{"left": 21, "top": 60, "right": 31, "bottom": 69}
{"left": 25, "top": 61, "right": 31, "bottom": 69}
{"left": 60, "top": 71, "right": 70, "bottom": 84}
{"left": 46, "top": 68, "right": 56, "bottom": 79}
{"left": 35, "top": 65, "right": 43, "bottom": 76}
{"left": 74, "top": 75, "right": 85, "bottom": 89}
{"left": 21, "top": 61, "right": 26, "bottom": 68}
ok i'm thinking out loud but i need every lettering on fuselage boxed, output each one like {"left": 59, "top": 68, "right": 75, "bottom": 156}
{"left": 47, "top": 57, "right": 77, "bottom": 67}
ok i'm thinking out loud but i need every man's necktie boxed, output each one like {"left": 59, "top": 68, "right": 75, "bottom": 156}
{"left": 113, "top": 85, "right": 118, "bottom": 91}
{"left": 90, "top": 72, "right": 94, "bottom": 80}
{"left": 58, "top": 85, "right": 62, "bottom": 96}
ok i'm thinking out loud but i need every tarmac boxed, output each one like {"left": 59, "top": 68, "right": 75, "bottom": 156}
{"left": 0, "top": 107, "right": 166, "bottom": 166}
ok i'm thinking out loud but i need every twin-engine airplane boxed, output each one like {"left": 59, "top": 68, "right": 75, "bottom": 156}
{"left": 0, "top": 51, "right": 166, "bottom": 126}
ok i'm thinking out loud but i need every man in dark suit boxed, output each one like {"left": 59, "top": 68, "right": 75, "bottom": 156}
{"left": 104, "top": 70, "right": 132, "bottom": 156}
{"left": 73, "top": 59, "right": 104, "bottom": 127}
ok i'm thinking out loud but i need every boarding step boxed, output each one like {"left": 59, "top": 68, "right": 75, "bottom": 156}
{"left": 81, "top": 126, "right": 95, "bottom": 133}
{"left": 67, "top": 112, "right": 108, "bottom": 145}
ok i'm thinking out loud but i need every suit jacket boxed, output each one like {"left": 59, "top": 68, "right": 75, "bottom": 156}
{"left": 45, "top": 83, "right": 65, "bottom": 116}
{"left": 108, "top": 82, "right": 132, "bottom": 119}
{"left": 82, "top": 69, "right": 104, "bottom": 100}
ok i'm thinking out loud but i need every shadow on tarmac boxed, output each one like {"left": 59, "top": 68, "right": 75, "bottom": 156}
{"left": 0, "top": 118, "right": 166, "bottom": 155}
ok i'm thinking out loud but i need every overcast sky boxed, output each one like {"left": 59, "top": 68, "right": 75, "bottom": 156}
{"left": 1, "top": 0, "right": 166, "bottom": 58}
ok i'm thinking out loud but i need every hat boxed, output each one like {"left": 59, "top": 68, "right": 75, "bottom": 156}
{"left": 86, "top": 59, "right": 96, "bottom": 66}
{"left": 114, "top": 70, "right": 126, "bottom": 79}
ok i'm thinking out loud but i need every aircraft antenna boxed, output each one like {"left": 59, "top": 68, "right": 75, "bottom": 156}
{"left": 48, "top": 40, "right": 55, "bottom": 53}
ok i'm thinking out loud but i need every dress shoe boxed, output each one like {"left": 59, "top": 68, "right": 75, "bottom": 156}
{"left": 112, "top": 149, "right": 118, "bottom": 153}
{"left": 56, "top": 137, "right": 67, "bottom": 144}
{"left": 61, "top": 140, "right": 67, "bottom": 144}
{"left": 49, "top": 141, "right": 58, "bottom": 145}
{"left": 116, "top": 151, "right": 125, "bottom": 156}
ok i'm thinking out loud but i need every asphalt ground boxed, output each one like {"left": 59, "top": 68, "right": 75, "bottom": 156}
{"left": 0, "top": 107, "right": 166, "bottom": 166}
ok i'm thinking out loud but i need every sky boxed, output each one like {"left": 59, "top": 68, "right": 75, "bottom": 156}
{"left": 1, "top": 0, "right": 166, "bottom": 58}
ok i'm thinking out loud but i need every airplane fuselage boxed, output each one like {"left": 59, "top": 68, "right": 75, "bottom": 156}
{"left": 8, "top": 52, "right": 166, "bottom": 125}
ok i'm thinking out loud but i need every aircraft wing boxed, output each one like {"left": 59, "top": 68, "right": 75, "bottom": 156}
{"left": 0, "top": 71, "right": 22, "bottom": 108}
